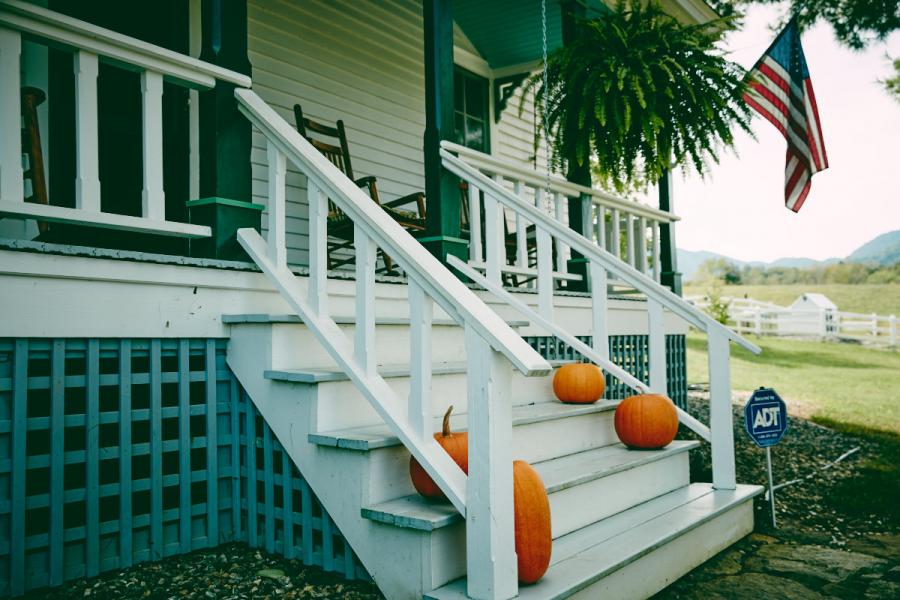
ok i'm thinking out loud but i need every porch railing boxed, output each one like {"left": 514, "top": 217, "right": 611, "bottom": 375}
{"left": 443, "top": 141, "right": 678, "bottom": 285}
{"left": 0, "top": 0, "right": 250, "bottom": 237}
{"left": 441, "top": 145, "right": 762, "bottom": 493}
{"left": 234, "top": 88, "right": 550, "bottom": 600}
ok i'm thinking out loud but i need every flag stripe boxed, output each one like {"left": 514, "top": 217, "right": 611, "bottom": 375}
{"left": 743, "top": 19, "right": 827, "bottom": 212}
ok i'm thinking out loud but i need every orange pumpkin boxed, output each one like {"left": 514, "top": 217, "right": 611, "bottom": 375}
{"left": 409, "top": 406, "right": 468, "bottom": 500}
{"left": 552, "top": 363, "right": 605, "bottom": 404}
{"left": 513, "top": 460, "right": 552, "bottom": 584}
{"left": 614, "top": 393, "right": 679, "bottom": 449}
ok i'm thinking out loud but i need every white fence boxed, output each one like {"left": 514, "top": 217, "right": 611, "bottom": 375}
{"left": 686, "top": 295, "right": 899, "bottom": 348}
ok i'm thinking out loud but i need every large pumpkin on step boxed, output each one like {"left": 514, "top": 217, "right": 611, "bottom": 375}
{"left": 614, "top": 393, "right": 679, "bottom": 449}
{"left": 552, "top": 363, "right": 605, "bottom": 404}
{"left": 409, "top": 406, "right": 468, "bottom": 500}
{"left": 513, "top": 460, "right": 552, "bottom": 584}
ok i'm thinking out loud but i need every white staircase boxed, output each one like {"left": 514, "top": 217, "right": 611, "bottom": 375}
{"left": 225, "top": 304, "right": 761, "bottom": 599}
{"left": 227, "top": 88, "right": 764, "bottom": 599}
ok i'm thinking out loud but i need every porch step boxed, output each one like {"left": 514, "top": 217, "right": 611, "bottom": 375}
{"left": 265, "top": 359, "right": 575, "bottom": 384}
{"left": 360, "top": 441, "right": 698, "bottom": 533}
{"left": 425, "top": 483, "right": 763, "bottom": 600}
{"left": 309, "top": 400, "right": 618, "bottom": 452}
{"left": 222, "top": 313, "right": 529, "bottom": 328}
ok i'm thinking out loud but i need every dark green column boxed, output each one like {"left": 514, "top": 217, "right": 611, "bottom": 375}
{"left": 658, "top": 169, "right": 683, "bottom": 295}
{"left": 561, "top": 1, "right": 591, "bottom": 290}
{"left": 191, "top": 0, "right": 260, "bottom": 259}
{"left": 420, "top": 0, "right": 466, "bottom": 264}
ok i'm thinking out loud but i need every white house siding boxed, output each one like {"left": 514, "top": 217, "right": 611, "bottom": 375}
{"left": 248, "top": 0, "right": 560, "bottom": 267}
{"left": 247, "top": 0, "right": 428, "bottom": 267}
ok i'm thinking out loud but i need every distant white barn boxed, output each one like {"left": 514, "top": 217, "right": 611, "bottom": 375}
{"left": 785, "top": 293, "right": 839, "bottom": 337}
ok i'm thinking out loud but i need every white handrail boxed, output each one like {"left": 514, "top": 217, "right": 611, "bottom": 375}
{"left": 449, "top": 254, "right": 712, "bottom": 441}
{"left": 236, "top": 88, "right": 550, "bottom": 596}
{"left": 237, "top": 89, "right": 549, "bottom": 377}
{"left": 0, "top": 0, "right": 250, "bottom": 89}
{"left": 443, "top": 141, "right": 679, "bottom": 223}
{"left": 442, "top": 147, "right": 762, "bottom": 354}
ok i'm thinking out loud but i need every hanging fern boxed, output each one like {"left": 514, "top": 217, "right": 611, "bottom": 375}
{"left": 523, "top": 1, "right": 752, "bottom": 193}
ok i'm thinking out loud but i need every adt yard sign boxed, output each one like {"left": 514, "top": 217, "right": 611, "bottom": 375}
{"left": 745, "top": 387, "right": 787, "bottom": 528}
{"left": 744, "top": 387, "right": 787, "bottom": 448}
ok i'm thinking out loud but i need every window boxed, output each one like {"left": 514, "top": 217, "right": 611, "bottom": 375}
{"left": 454, "top": 67, "right": 489, "bottom": 153}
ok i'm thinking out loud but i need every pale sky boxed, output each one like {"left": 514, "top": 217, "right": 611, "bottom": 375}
{"left": 663, "top": 4, "right": 900, "bottom": 262}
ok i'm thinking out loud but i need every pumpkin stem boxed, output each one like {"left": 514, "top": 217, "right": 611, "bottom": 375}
{"left": 442, "top": 405, "right": 454, "bottom": 437}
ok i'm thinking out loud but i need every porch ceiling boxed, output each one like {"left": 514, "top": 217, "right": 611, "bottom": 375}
{"left": 453, "top": 0, "right": 610, "bottom": 71}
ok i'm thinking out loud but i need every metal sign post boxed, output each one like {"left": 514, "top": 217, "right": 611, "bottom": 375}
{"left": 744, "top": 387, "right": 788, "bottom": 529}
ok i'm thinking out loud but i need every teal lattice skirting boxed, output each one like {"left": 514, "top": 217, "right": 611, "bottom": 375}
{"left": 0, "top": 339, "right": 365, "bottom": 597}
{"left": 524, "top": 334, "right": 688, "bottom": 409}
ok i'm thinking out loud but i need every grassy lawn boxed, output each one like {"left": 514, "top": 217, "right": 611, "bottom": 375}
{"left": 684, "top": 283, "right": 900, "bottom": 315}
{"left": 687, "top": 332, "right": 900, "bottom": 435}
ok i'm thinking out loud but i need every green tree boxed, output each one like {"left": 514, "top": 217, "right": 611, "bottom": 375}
{"left": 524, "top": 2, "right": 752, "bottom": 193}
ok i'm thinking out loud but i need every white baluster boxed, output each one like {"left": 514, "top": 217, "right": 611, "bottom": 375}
{"left": 637, "top": 216, "right": 648, "bottom": 274}
{"left": 537, "top": 226, "right": 553, "bottom": 321}
{"left": 651, "top": 220, "right": 661, "bottom": 282}
{"left": 141, "top": 71, "right": 165, "bottom": 220}
{"left": 409, "top": 281, "right": 433, "bottom": 439}
{"left": 74, "top": 50, "right": 101, "bottom": 211}
{"left": 595, "top": 205, "right": 606, "bottom": 250}
{"left": 590, "top": 259, "right": 609, "bottom": 360}
{"left": 266, "top": 141, "right": 287, "bottom": 267}
{"left": 354, "top": 224, "right": 376, "bottom": 376}
{"left": 514, "top": 180, "right": 527, "bottom": 269}
{"left": 307, "top": 179, "right": 328, "bottom": 315}
{"left": 0, "top": 28, "right": 22, "bottom": 204}
{"left": 625, "top": 213, "right": 635, "bottom": 267}
{"left": 553, "top": 192, "right": 566, "bottom": 273}
{"left": 708, "top": 330, "right": 736, "bottom": 490}
{"left": 465, "top": 326, "right": 517, "bottom": 600}
{"left": 468, "top": 181, "right": 482, "bottom": 264}
{"left": 648, "top": 298, "right": 666, "bottom": 393}
{"left": 188, "top": 89, "right": 200, "bottom": 201}
{"left": 889, "top": 315, "right": 897, "bottom": 348}
{"left": 483, "top": 190, "right": 503, "bottom": 286}
{"left": 610, "top": 208, "right": 621, "bottom": 260}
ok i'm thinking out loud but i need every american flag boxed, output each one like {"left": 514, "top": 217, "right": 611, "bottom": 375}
{"left": 743, "top": 19, "right": 828, "bottom": 212}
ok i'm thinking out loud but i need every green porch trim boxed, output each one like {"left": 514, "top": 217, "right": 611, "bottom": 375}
{"left": 423, "top": 0, "right": 466, "bottom": 266}
{"left": 658, "top": 169, "right": 683, "bottom": 295}
{"left": 188, "top": 196, "right": 262, "bottom": 261}
{"left": 198, "top": 0, "right": 252, "bottom": 207}
{"left": 562, "top": 2, "right": 592, "bottom": 291}
{"left": 187, "top": 197, "right": 264, "bottom": 211}
{"left": 415, "top": 235, "right": 468, "bottom": 245}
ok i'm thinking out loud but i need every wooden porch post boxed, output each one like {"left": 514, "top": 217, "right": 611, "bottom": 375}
{"left": 421, "top": 0, "right": 467, "bottom": 265}
{"left": 658, "top": 168, "right": 683, "bottom": 295}
{"left": 192, "top": 0, "right": 260, "bottom": 259}
{"left": 561, "top": 1, "right": 591, "bottom": 291}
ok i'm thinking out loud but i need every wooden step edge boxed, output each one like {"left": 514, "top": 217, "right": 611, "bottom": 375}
{"left": 308, "top": 400, "right": 619, "bottom": 451}
{"left": 425, "top": 483, "right": 764, "bottom": 600}
{"left": 537, "top": 440, "right": 700, "bottom": 495}
{"left": 222, "top": 313, "right": 529, "bottom": 328}
{"left": 360, "top": 441, "right": 699, "bottom": 533}
{"left": 265, "top": 359, "right": 577, "bottom": 384}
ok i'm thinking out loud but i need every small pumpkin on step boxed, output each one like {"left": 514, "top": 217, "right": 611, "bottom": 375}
{"left": 409, "top": 405, "right": 468, "bottom": 500}
{"left": 614, "top": 393, "right": 679, "bottom": 449}
{"left": 552, "top": 362, "right": 605, "bottom": 404}
{"left": 514, "top": 460, "right": 552, "bottom": 584}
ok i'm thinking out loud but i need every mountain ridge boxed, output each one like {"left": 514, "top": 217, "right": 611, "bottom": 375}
{"left": 679, "top": 229, "right": 900, "bottom": 281}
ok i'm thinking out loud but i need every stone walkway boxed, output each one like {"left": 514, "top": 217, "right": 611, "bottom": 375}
{"left": 655, "top": 524, "right": 899, "bottom": 598}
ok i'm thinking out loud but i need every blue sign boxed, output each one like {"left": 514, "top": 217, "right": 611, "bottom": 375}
{"left": 744, "top": 388, "right": 787, "bottom": 448}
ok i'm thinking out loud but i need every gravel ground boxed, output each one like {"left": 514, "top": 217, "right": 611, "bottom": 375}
{"left": 25, "top": 393, "right": 899, "bottom": 599}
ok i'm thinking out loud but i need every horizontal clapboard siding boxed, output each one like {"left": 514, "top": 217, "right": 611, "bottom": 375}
{"left": 0, "top": 339, "right": 365, "bottom": 596}
{"left": 247, "top": 0, "right": 559, "bottom": 267}
{"left": 247, "top": 0, "right": 429, "bottom": 268}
